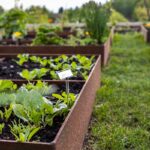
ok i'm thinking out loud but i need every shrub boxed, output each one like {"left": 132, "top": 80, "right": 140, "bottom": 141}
{"left": 109, "top": 9, "right": 128, "bottom": 25}
{"left": 0, "top": 9, "right": 27, "bottom": 38}
{"left": 32, "top": 25, "right": 64, "bottom": 45}
{"left": 133, "top": 7, "right": 148, "bottom": 21}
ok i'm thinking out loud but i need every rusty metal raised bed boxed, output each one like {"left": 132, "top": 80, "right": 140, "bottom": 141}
{"left": 140, "top": 25, "right": 150, "bottom": 43}
{"left": 0, "top": 55, "right": 101, "bottom": 150}
{"left": 0, "top": 28, "right": 114, "bottom": 66}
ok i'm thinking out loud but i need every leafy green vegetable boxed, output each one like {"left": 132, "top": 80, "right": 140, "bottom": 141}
{"left": 21, "top": 81, "right": 58, "bottom": 96}
{"left": 39, "top": 58, "right": 48, "bottom": 67}
{"left": 19, "top": 69, "right": 37, "bottom": 80}
{"left": 16, "top": 54, "right": 95, "bottom": 80}
{"left": 9, "top": 121, "right": 40, "bottom": 142}
{"left": 29, "top": 56, "right": 40, "bottom": 63}
{"left": 35, "top": 68, "right": 49, "bottom": 79}
{"left": 0, "top": 93, "right": 16, "bottom": 107}
{"left": 0, "top": 123, "right": 4, "bottom": 134}
{"left": 0, "top": 8, "right": 27, "bottom": 37}
{"left": 53, "top": 92, "right": 76, "bottom": 108}
{"left": 19, "top": 68, "right": 49, "bottom": 80}
{"left": 15, "top": 54, "right": 29, "bottom": 66}
{"left": 0, "top": 80, "right": 17, "bottom": 92}
{"left": 4, "top": 105, "right": 13, "bottom": 122}
{"left": 0, "top": 110, "right": 3, "bottom": 120}
{"left": 12, "top": 104, "right": 29, "bottom": 122}
{"left": 50, "top": 71, "right": 59, "bottom": 79}
{"left": 0, "top": 79, "right": 77, "bottom": 141}
{"left": 32, "top": 25, "right": 64, "bottom": 45}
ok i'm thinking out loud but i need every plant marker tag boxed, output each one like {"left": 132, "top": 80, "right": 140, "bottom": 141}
{"left": 57, "top": 69, "right": 73, "bottom": 102}
{"left": 57, "top": 70, "right": 73, "bottom": 80}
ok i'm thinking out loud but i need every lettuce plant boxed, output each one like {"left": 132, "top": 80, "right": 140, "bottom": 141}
{"left": 0, "top": 80, "right": 17, "bottom": 92}
{"left": 19, "top": 68, "right": 49, "bottom": 80}
{"left": 52, "top": 92, "right": 76, "bottom": 108}
{"left": 15, "top": 54, "right": 29, "bottom": 66}
{"left": 19, "top": 69, "right": 37, "bottom": 80}
{"left": 20, "top": 81, "right": 58, "bottom": 96}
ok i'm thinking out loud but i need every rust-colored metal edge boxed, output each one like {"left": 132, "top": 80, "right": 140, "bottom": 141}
{"left": 53, "top": 55, "right": 101, "bottom": 150}
{"left": 0, "top": 56, "right": 101, "bottom": 150}
{"left": 0, "top": 28, "right": 114, "bottom": 66}
{"left": 0, "top": 45, "right": 105, "bottom": 66}
{"left": 141, "top": 25, "right": 150, "bottom": 43}
{"left": 0, "top": 45, "right": 103, "bottom": 55}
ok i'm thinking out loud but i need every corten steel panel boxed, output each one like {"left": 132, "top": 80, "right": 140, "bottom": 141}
{"left": 146, "top": 30, "right": 150, "bottom": 43}
{"left": 0, "top": 56, "right": 101, "bottom": 150}
{"left": 140, "top": 25, "right": 148, "bottom": 42}
{"left": 54, "top": 56, "right": 101, "bottom": 150}
{"left": 103, "top": 37, "right": 111, "bottom": 66}
{"left": 0, "top": 39, "right": 111, "bottom": 66}
{"left": 0, "top": 45, "right": 103, "bottom": 55}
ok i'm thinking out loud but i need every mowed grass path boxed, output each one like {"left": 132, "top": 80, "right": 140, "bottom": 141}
{"left": 85, "top": 33, "right": 150, "bottom": 150}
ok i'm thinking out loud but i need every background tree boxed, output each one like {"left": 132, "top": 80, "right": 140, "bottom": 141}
{"left": 112, "top": 0, "right": 138, "bottom": 20}
{"left": 0, "top": 6, "right": 4, "bottom": 14}
{"left": 26, "top": 6, "right": 54, "bottom": 24}
{"left": 0, "top": 8, "right": 27, "bottom": 37}
{"left": 139, "top": 0, "right": 150, "bottom": 20}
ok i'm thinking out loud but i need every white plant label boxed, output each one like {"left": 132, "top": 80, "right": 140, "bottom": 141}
{"left": 57, "top": 70, "right": 73, "bottom": 80}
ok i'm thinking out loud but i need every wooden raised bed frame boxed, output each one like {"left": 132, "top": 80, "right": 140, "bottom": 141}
{"left": 0, "top": 55, "right": 101, "bottom": 150}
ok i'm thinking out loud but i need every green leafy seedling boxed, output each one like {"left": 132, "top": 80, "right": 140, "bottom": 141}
{"left": 0, "top": 80, "right": 17, "bottom": 92}
{"left": 50, "top": 71, "right": 58, "bottom": 79}
{"left": 52, "top": 92, "right": 76, "bottom": 108}
{"left": 16, "top": 54, "right": 29, "bottom": 66}
{"left": 35, "top": 68, "right": 49, "bottom": 79}
{"left": 0, "top": 123, "right": 5, "bottom": 134}
{"left": 4, "top": 105, "right": 13, "bottom": 122}
{"left": 19, "top": 69, "right": 37, "bottom": 80}
{"left": 9, "top": 121, "right": 40, "bottom": 142}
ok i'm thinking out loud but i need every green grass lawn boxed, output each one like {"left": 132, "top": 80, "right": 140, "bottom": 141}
{"left": 84, "top": 33, "right": 150, "bottom": 150}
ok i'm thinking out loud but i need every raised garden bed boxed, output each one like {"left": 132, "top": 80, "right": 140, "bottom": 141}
{"left": 0, "top": 54, "right": 96, "bottom": 80}
{"left": 0, "top": 54, "right": 101, "bottom": 150}
{"left": 0, "top": 28, "right": 114, "bottom": 66}
{"left": 140, "top": 24, "right": 150, "bottom": 43}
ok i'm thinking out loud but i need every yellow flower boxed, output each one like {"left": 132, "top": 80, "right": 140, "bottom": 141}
{"left": 13, "top": 32, "right": 22, "bottom": 38}
{"left": 85, "top": 31, "right": 90, "bottom": 36}
{"left": 48, "top": 18, "right": 53, "bottom": 23}
{"left": 145, "top": 23, "right": 150, "bottom": 28}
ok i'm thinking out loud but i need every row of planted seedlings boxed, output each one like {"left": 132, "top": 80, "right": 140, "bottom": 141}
{"left": 0, "top": 53, "right": 101, "bottom": 150}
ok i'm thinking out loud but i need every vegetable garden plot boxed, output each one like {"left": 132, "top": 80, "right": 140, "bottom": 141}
{"left": 0, "top": 80, "right": 83, "bottom": 143}
{"left": 0, "top": 54, "right": 96, "bottom": 80}
{"left": 0, "top": 27, "right": 114, "bottom": 66}
{"left": 0, "top": 56, "right": 101, "bottom": 150}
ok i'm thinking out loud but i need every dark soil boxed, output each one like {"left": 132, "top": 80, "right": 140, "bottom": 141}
{"left": 0, "top": 82, "right": 83, "bottom": 143}
{"left": 0, "top": 56, "right": 93, "bottom": 80}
